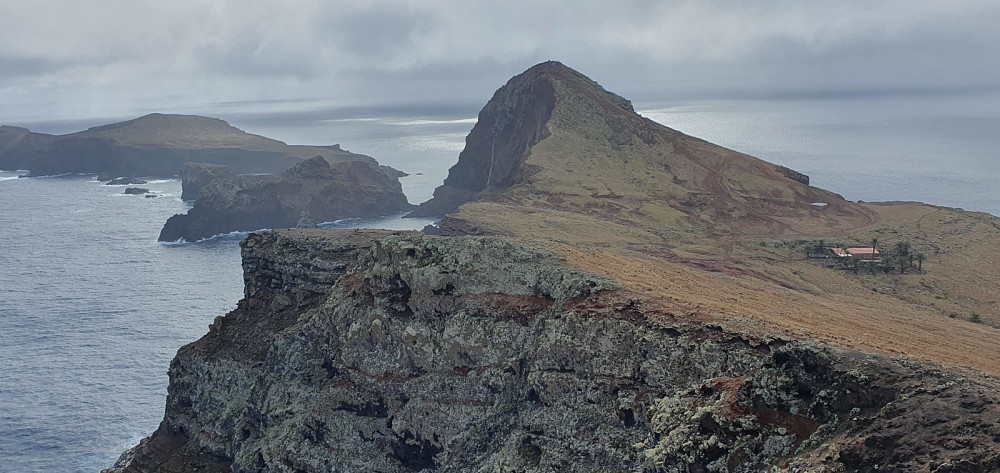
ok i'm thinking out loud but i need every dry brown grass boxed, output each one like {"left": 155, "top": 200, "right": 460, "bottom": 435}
{"left": 442, "top": 82, "right": 1000, "bottom": 374}
{"left": 564, "top": 246, "right": 1000, "bottom": 375}
{"left": 452, "top": 196, "right": 1000, "bottom": 374}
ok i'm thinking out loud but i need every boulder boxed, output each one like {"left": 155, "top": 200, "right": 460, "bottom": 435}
{"left": 106, "top": 177, "right": 148, "bottom": 185}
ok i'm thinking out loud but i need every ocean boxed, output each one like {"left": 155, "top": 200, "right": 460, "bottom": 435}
{"left": 0, "top": 91, "right": 997, "bottom": 471}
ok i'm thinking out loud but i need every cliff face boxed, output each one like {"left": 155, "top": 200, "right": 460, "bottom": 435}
{"left": 0, "top": 125, "right": 54, "bottom": 171}
{"left": 410, "top": 61, "right": 636, "bottom": 217}
{"left": 2, "top": 114, "right": 381, "bottom": 178}
{"left": 158, "top": 157, "right": 411, "bottom": 242}
{"left": 108, "top": 229, "right": 1000, "bottom": 472}
{"left": 408, "top": 62, "right": 567, "bottom": 217}
{"left": 180, "top": 162, "right": 237, "bottom": 201}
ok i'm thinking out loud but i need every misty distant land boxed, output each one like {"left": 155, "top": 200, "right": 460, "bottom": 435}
{"left": 0, "top": 113, "right": 387, "bottom": 178}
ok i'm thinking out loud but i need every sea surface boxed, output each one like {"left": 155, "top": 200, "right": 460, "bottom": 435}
{"left": 1, "top": 91, "right": 998, "bottom": 472}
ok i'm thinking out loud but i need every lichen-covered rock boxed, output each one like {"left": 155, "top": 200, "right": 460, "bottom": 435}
{"left": 106, "top": 229, "right": 1000, "bottom": 472}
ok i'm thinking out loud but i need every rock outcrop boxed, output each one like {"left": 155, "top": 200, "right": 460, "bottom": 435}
{"left": 180, "top": 162, "right": 236, "bottom": 201}
{"left": 407, "top": 62, "right": 566, "bottom": 217}
{"left": 158, "top": 157, "right": 411, "bottom": 242}
{"left": 106, "top": 177, "right": 148, "bottom": 186}
{"left": 107, "top": 229, "right": 1000, "bottom": 472}
{"left": 1, "top": 114, "right": 385, "bottom": 178}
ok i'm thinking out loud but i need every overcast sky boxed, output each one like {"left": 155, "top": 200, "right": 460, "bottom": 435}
{"left": 2, "top": 0, "right": 998, "bottom": 130}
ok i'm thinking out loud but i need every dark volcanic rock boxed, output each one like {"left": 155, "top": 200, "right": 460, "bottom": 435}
{"left": 123, "top": 187, "right": 149, "bottom": 195}
{"left": 106, "top": 230, "right": 1000, "bottom": 473}
{"left": 106, "top": 177, "right": 148, "bottom": 185}
{"left": 408, "top": 61, "right": 570, "bottom": 217}
{"left": 778, "top": 165, "right": 810, "bottom": 185}
{"left": 180, "top": 162, "right": 235, "bottom": 201}
{"left": 157, "top": 157, "right": 411, "bottom": 242}
{"left": 0, "top": 125, "right": 55, "bottom": 171}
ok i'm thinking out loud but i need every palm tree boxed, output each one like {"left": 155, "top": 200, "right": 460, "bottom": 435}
{"left": 915, "top": 252, "right": 925, "bottom": 271}
{"left": 869, "top": 237, "right": 879, "bottom": 274}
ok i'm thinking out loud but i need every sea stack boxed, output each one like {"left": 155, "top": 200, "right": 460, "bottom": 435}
{"left": 158, "top": 157, "right": 411, "bottom": 242}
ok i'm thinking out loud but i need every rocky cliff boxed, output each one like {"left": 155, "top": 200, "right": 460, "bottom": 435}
{"left": 407, "top": 62, "right": 566, "bottom": 217}
{"left": 158, "top": 157, "right": 411, "bottom": 242}
{"left": 180, "top": 162, "right": 237, "bottom": 201}
{"left": 107, "top": 229, "right": 1000, "bottom": 472}
{"left": 0, "top": 125, "right": 55, "bottom": 171}
{"left": 1, "top": 114, "right": 382, "bottom": 178}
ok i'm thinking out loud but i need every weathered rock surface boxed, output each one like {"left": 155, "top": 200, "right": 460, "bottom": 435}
{"left": 123, "top": 187, "right": 149, "bottom": 195}
{"left": 107, "top": 229, "right": 1000, "bottom": 472}
{"left": 1, "top": 114, "right": 385, "bottom": 178}
{"left": 180, "top": 162, "right": 236, "bottom": 201}
{"left": 158, "top": 157, "right": 411, "bottom": 242}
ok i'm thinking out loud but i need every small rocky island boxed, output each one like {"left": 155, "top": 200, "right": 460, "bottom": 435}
{"left": 158, "top": 157, "right": 411, "bottom": 242}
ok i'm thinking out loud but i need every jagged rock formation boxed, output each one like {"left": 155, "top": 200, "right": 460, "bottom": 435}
{"left": 158, "top": 157, "right": 411, "bottom": 242}
{"left": 0, "top": 114, "right": 383, "bottom": 178}
{"left": 106, "top": 229, "right": 1000, "bottom": 472}
{"left": 180, "top": 162, "right": 236, "bottom": 201}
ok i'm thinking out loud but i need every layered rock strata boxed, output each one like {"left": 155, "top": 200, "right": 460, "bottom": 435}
{"left": 108, "top": 229, "right": 1000, "bottom": 472}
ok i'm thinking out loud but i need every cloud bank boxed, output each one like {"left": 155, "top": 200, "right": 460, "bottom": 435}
{"left": 1, "top": 0, "right": 997, "bottom": 123}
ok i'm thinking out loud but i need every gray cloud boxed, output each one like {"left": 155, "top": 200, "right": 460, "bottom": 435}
{"left": 1, "top": 0, "right": 997, "bottom": 125}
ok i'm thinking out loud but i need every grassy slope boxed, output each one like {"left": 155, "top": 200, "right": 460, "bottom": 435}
{"left": 70, "top": 113, "right": 371, "bottom": 163}
{"left": 446, "top": 67, "right": 1000, "bottom": 374}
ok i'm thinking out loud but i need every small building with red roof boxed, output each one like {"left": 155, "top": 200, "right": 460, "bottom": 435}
{"left": 846, "top": 247, "right": 880, "bottom": 260}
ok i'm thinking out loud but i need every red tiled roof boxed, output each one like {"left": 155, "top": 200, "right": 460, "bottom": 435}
{"left": 846, "top": 247, "right": 880, "bottom": 256}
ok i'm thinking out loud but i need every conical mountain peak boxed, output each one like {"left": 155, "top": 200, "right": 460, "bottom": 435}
{"left": 413, "top": 62, "right": 870, "bottom": 242}
{"left": 410, "top": 61, "right": 632, "bottom": 216}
